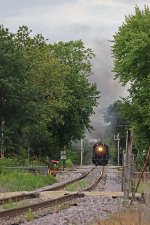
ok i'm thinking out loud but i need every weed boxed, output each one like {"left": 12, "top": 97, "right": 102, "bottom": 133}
{"left": 25, "top": 208, "right": 34, "bottom": 221}
{"left": 64, "top": 180, "right": 89, "bottom": 191}
{"left": 3, "top": 198, "right": 14, "bottom": 209}
{"left": 59, "top": 203, "right": 69, "bottom": 211}
{"left": 0, "top": 171, "right": 56, "bottom": 191}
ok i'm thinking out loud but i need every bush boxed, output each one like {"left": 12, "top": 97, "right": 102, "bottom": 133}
{"left": 0, "top": 158, "right": 47, "bottom": 174}
{"left": 66, "top": 148, "right": 80, "bottom": 165}
{"left": 66, "top": 159, "right": 73, "bottom": 168}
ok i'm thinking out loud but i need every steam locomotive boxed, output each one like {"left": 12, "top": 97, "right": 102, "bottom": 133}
{"left": 92, "top": 141, "right": 109, "bottom": 166}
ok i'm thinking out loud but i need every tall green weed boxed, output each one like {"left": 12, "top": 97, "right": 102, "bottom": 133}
{"left": 0, "top": 171, "right": 56, "bottom": 191}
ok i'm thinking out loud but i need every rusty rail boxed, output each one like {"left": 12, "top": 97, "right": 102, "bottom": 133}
{"left": 0, "top": 167, "right": 94, "bottom": 206}
{"left": 83, "top": 166, "right": 104, "bottom": 191}
{"left": 0, "top": 193, "right": 39, "bottom": 205}
{"left": 36, "top": 167, "right": 95, "bottom": 192}
{"left": 0, "top": 166, "right": 104, "bottom": 219}
{"left": 0, "top": 193, "right": 84, "bottom": 219}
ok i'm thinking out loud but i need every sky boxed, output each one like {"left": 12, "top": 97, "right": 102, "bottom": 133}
{"left": 1, "top": 0, "right": 149, "bottom": 138}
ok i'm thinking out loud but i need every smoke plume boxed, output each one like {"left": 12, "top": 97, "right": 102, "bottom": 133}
{"left": 87, "top": 38, "right": 128, "bottom": 139}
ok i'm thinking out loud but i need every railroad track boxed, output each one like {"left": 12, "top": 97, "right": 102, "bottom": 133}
{"left": 0, "top": 193, "right": 39, "bottom": 205}
{"left": 83, "top": 166, "right": 104, "bottom": 191}
{"left": 0, "top": 166, "right": 104, "bottom": 221}
{"left": 0, "top": 193, "right": 84, "bottom": 219}
{"left": 40, "top": 166, "right": 95, "bottom": 191}
{"left": 0, "top": 166, "right": 94, "bottom": 206}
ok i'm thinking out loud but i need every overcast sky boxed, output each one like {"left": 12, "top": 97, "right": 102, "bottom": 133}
{"left": 1, "top": 0, "right": 149, "bottom": 138}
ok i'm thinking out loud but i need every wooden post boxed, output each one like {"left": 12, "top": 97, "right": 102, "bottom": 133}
{"left": 80, "top": 138, "right": 83, "bottom": 166}
{"left": 122, "top": 150, "right": 125, "bottom": 191}
{"left": 124, "top": 129, "right": 132, "bottom": 199}
{"left": 0, "top": 118, "right": 4, "bottom": 159}
{"left": 114, "top": 133, "right": 120, "bottom": 165}
{"left": 130, "top": 154, "right": 136, "bottom": 193}
{"left": 130, "top": 147, "right": 150, "bottom": 204}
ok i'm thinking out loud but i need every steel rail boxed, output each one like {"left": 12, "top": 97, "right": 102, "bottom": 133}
{"left": 0, "top": 193, "right": 84, "bottom": 219}
{"left": 0, "top": 167, "right": 94, "bottom": 206}
{"left": 82, "top": 166, "right": 104, "bottom": 192}
{"left": 0, "top": 167, "right": 103, "bottom": 219}
{"left": 42, "top": 167, "right": 95, "bottom": 191}
{"left": 0, "top": 193, "right": 39, "bottom": 205}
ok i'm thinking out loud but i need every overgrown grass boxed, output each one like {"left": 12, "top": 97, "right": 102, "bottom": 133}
{"left": 2, "top": 198, "right": 14, "bottom": 209}
{"left": 0, "top": 171, "right": 56, "bottom": 191}
{"left": 64, "top": 180, "right": 89, "bottom": 191}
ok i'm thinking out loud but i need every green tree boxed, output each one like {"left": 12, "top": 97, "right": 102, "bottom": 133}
{"left": 0, "top": 25, "right": 27, "bottom": 153}
{"left": 0, "top": 25, "right": 100, "bottom": 159}
{"left": 103, "top": 101, "right": 128, "bottom": 163}
{"left": 111, "top": 6, "right": 150, "bottom": 151}
{"left": 14, "top": 26, "right": 68, "bottom": 157}
{"left": 0, "top": 25, "right": 68, "bottom": 157}
{"left": 48, "top": 40, "right": 100, "bottom": 148}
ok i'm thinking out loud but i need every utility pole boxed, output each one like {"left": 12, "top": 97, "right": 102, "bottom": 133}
{"left": 1, "top": 119, "right": 4, "bottom": 159}
{"left": 80, "top": 138, "right": 83, "bottom": 166}
{"left": 124, "top": 129, "right": 132, "bottom": 200}
{"left": 114, "top": 133, "right": 120, "bottom": 165}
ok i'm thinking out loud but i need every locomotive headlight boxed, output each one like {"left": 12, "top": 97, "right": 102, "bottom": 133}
{"left": 97, "top": 147, "right": 103, "bottom": 152}
{"left": 95, "top": 144, "right": 106, "bottom": 156}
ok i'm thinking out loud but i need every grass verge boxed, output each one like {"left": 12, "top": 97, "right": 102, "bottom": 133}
{"left": 0, "top": 171, "right": 56, "bottom": 191}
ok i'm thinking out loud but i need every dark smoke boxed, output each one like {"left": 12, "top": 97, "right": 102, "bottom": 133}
{"left": 87, "top": 39, "right": 128, "bottom": 139}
